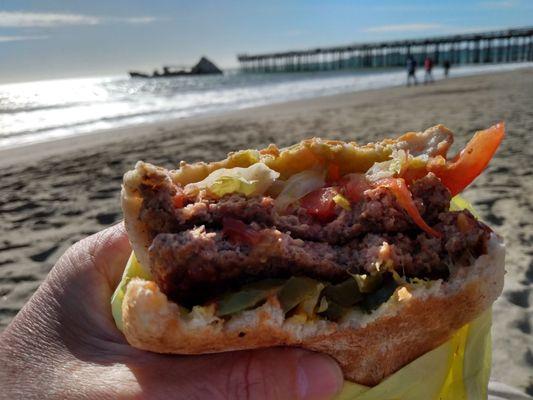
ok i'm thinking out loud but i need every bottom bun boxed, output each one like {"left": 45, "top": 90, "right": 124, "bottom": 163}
{"left": 121, "top": 234, "right": 504, "bottom": 386}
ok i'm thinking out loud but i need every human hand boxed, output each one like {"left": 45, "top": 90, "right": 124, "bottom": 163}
{"left": 0, "top": 223, "right": 343, "bottom": 400}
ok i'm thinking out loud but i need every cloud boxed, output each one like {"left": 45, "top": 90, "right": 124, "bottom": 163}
{"left": 0, "top": 35, "right": 48, "bottom": 42}
{"left": 111, "top": 16, "right": 158, "bottom": 24}
{"left": 363, "top": 23, "right": 443, "bottom": 33}
{"left": 0, "top": 11, "right": 159, "bottom": 28}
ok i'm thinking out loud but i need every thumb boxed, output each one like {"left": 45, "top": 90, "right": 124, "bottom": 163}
{"left": 132, "top": 347, "right": 344, "bottom": 400}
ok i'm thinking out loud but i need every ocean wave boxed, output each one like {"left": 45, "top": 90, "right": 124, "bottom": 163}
{"left": 0, "top": 62, "right": 531, "bottom": 149}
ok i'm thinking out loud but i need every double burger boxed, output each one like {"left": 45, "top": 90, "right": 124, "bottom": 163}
{"left": 114, "top": 123, "right": 505, "bottom": 385}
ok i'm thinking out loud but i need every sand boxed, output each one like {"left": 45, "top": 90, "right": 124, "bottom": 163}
{"left": 0, "top": 68, "right": 532, "bottom": 394}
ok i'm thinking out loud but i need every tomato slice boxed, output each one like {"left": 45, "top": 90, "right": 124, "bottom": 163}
{"left": 327, "top": 163, "right": 341, "bottom": 182}
{"left": 400, "top": 166, "right": 428, "bottom": 186}
{"left": 301, "top": 187, "right": 338, "bottom": 222}
{"left": 172, "top": 189, "right": 186, "bottom": 208}
{"left": 342, "top": 173, "right": 371, "bottom": 203}
{"left": 222, "top": 217, "right": 261, "bottom": 245}
{"left": 429, "top": 122, "right": 505, "bottom": 196}
{"left": 376, "top": 178, "right": 442, "bottom": 238}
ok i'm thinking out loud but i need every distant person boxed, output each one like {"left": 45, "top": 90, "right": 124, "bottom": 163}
{"left": 424, "top": 56, "right": 434, "bottom": 84}
{"left": 406, "top": 56, "right": 418, "bottom": 86}
{"left": 443, "top": 60, "right": 451, "bottom": 78}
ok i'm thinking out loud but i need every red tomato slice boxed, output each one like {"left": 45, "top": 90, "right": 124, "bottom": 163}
{"left": 376, "top": 178, "right": 442, "bottom": 238}
{"left": 342, "top": 174, "right": 371, "bottom": 203}
{"left": 222, "top": 218, "right": 261, "bottom": 245}
{"left": 429, "top": 122, "right": 505, "bottom": 196}
{"left": 301, "top": 187, "right": 338, "bottom": 221}
{"left": 172, "top": 189, "right": 186, "bottom": 208}
{"left": 400, "top": 166, "right": 428, "bottom": 186}
{"left": 327, "top": 163, "right": 341, "bottom": 182}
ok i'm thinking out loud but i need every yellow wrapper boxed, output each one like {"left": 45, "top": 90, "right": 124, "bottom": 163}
{"left": 336, "top": 309, "right": 492, "bottom": 400}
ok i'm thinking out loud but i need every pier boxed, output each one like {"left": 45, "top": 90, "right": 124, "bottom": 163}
{"left": 237, "top": 27, "right": 533, "bottom": 72}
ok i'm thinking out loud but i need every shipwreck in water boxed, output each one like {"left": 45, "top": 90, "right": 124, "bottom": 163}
{"left": 129, "top": 57, "right": 223, "bottom": 78}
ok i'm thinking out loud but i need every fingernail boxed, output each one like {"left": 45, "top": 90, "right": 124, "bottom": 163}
{"left": 297, "top": 352, "right": 344, "bottom": 400}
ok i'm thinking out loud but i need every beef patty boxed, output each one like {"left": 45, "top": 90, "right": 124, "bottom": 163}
{"left": 140, "top": 173, "right": 491, "bottom": 306}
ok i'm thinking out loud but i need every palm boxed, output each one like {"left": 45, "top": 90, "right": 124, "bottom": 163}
{"left": 0, "top": 224, "right": 341, "bottom": 400}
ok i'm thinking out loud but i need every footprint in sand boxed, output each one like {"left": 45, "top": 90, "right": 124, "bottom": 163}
{"left": 0, "top": 274, "right": 36, "bottom": 283}
{"left": 29, "top": 245, "right": 59, "bottom": 262}
{"left": 513, "top": 315, "right": 531, "bottom": 335}
{"left": 505, "top": 289, "right": 530, "bottom": 309}
{"left": 522, "top": 260, "right": 533, "bottom": 285}
{"left": 525, "top": 349, "right": 533, "bottom": 368}
{"left": 88, "top": 187, "right": 119, "bottom": 200}
{"left": 0, "top": 242, "right": 30, "bottom": 252}
{"left": 0, "top": 200, "right": 39, "bottom": 213}
{"left": 95, "top": 212, "right": 119, "bottom": 225}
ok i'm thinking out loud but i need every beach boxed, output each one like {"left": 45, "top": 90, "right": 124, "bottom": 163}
{"left": 0, "top": 68, "right": 532, "bottom": 394}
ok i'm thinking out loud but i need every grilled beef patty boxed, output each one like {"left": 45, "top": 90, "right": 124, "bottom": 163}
{"left": 139, "top": 173, "right": 491, "bottom": 306}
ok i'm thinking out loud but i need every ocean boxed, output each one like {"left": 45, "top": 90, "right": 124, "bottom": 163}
{"left": 1, "top": 62, "right": 531, "bottom": 150}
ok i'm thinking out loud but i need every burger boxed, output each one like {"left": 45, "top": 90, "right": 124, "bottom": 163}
{"left": 114, "top": 123, "right": 505, "bottom": 385}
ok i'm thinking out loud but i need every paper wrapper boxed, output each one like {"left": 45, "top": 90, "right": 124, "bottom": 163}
{"left": 336, "top": 309, "right": 492, "bottom": 400}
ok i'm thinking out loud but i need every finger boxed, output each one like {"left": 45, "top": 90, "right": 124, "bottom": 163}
{"left": 87, "top": 222, "right": 132, "bottom": 289}
{"left": 130, "top": 347, "right": 343, "bottom": 400}
{"left": 53, "top": 222, "right": 131, "bottom": 291}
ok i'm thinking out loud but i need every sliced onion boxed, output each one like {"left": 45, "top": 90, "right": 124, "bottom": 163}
{"left": 274, "top": 169, "right": 325, "bottom": 212}
{"left": 365, "top": 149, "right": 408, "bottom": 183}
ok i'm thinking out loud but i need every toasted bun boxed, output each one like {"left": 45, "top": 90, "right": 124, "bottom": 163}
{"left": 120, "top": 126, "right": 505, "bottom": 385}
{"left": 122, "top": 234, "right": 504, "bottom": 385}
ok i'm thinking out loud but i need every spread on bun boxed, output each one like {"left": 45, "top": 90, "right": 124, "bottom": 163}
{"left": 115, "top": 123, "right": 505, "bottom": 385}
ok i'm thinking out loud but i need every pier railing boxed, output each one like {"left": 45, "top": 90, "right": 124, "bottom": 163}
{"left": 237, "top": 27, "right": 533, "bottom": 72}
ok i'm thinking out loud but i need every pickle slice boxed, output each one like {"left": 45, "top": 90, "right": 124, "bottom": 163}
{"left": 217, "top": 289, "right": 270, "bottom": 316}
{"left": 360, "top": 277, "right": 399, "bottom": 312}
{"left": 278, "top": 277, "right": 322, "bottom": 313}
{"left": 323, "top": 278, "right": 362, "bottom": 307}
{"left": 319, "top": 300, "right": 349, "bottom": 321}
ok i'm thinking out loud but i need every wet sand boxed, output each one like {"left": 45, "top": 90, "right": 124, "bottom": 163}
{"left": 1, "top": 68, "right": 532, "bottom": 394}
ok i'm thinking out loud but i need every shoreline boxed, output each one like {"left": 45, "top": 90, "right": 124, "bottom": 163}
{"left": 1, "top": 67, "right": 531, "bottom": 168}
{"left": 1, "top": 68, "right": 532, "bottom": 394}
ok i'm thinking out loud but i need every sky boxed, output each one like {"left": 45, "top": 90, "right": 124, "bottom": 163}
{"left": 0, "top": 0, "right": 532, "bottom": 83}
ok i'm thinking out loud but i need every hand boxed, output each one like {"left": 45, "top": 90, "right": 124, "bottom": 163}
{"left": 0, "top": 223, "right": 343, "bottom": 400}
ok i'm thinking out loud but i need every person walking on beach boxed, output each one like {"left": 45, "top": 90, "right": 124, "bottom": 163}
{"left": 424, "top": 56, "right": 434, "bottom": 84}
{"left": 443, "top": 60, "right": 451, "bottom": 78}
{"left": 406, "top": 56, "right": 417, "bottom": 86}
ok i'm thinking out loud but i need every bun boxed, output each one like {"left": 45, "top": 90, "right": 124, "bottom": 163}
{"left": 121, "top": 235, "right": 503, "bottom": 385}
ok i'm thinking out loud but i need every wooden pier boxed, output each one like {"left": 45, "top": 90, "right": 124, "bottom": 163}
{"left": 237, "top": 27, "right": 533, "bottom": 73}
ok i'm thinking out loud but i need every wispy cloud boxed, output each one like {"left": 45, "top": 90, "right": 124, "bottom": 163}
{"left": 0, "top": 35, "right": 48, "bottom": 42}
{"left": 363, "top": 23, "right": 443, "bottom": 33}
{"left": 110, "top": 16, "right": 158, "bottom": 24}
{"left": 478, "top": 0, "right": 519, "bottom": 9}
{"left": 0, "top": 11, "right": 159, "bottom": 28}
